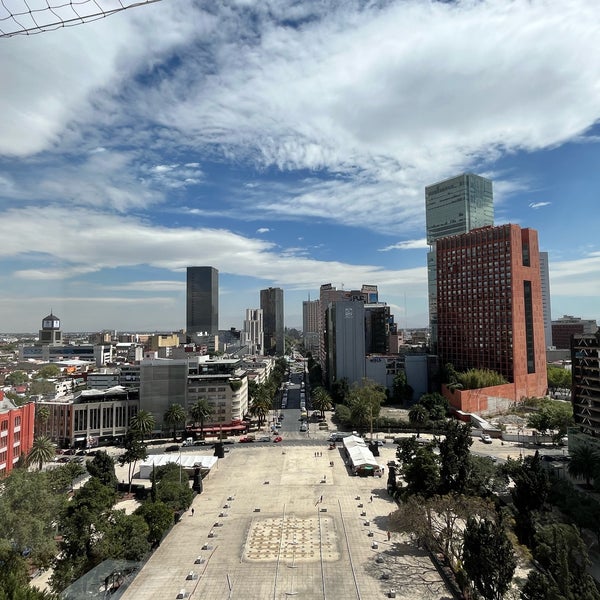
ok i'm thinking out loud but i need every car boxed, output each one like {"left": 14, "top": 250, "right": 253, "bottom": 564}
{"left": 193, "top": 440, "right": 207, "bottom": 446}
{"left": 299, "top": 423, "right": 308, "bottom": 432}
{"left": 273, "top": 436, "right": 283, "bottom": 443}
{"left": 165, "top": 445, "right": 180, "bottom": 452}
{"left": 239, "top": 436, "right": 255, "bottom": 443}
{"left": 258, "top": 436, "right": 271, "bottom": 442}
{"left": 480, "top": 434, "right": 493, "bottom": 444}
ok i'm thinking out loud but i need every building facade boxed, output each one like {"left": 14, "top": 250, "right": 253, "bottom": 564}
{"left": 426, "top": 174, "right": 494, "bottom": 351}
{"left": 437, "top": 224, "right": 547, "bottom": 405}
{"left": 571, "top": 332, "right": 600, "bottom": 443}
{"left": 186, "top": 266, "right": 219, "bottom": 339}
{"left": 326, "top": 300, "right": 366, "bottom": 386}
{"left": 302, "top": 298, "right": 320, "bottom": 357}
{"left": 260, "top": 287, "right": 284, "bottom": 355}
{"left": 539, "top": 252, "right": 553, "bottom": 349}
{"left": 0, "top": 393, "right": 35, "bottom": 476}
{"left": 552, "top": 315, "right": 598, "bottom": 350}
{"left": 242, "top": 308, "right": 264, "bottom": 355}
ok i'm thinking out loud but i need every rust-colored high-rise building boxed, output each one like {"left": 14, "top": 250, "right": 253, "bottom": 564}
{"left": 0, "top": 392, "right": 35, "bottom": 477}
{"left": 437, "top": 224, "right": 547, "bottom": 408}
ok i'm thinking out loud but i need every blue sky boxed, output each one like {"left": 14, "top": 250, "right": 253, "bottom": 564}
{"left": 0, "top": 0, "right": 599, "bottom": 333}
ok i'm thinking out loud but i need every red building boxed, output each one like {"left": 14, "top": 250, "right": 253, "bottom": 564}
{"left": 0, "top": 391, "right": 36, "bottom": 477}
{"left": 437, "top": 224, "right": 547, "bottom": 412}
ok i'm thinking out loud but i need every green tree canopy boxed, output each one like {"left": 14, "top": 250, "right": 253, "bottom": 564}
{"left": 463, "top": 516, "right": 516, "bottom": 600}
{"left": 547, "top": 365, "right": 572, "bottom": 394}
{"left": 408, "top": 404, "right": 428, "bottom": 437}
{"left": 86, "top": 450, "right": 118, "bottom": 488}
{"left": 5, "top": 370, "right": 28, "bottom": 386}
{"left": 119, "top": 429, "right": 148, "bottom": 493}
{"left": 37, "top": 364, "right": 61, "bottom": 379}
{"left": 129, "top": 409, "right": 155, "bottom": 441}
{"left": 568, "top": 443, "right": 600, "bottom": 487}
{"left": 347, "top": 379, "right": 386, "bottom": 432}
{"left": 163, "top": 403, "right": 186, "bottom": 440}
{"left": 25, "top": 435, "right": 56, "bottom": 471}
{"left": 438, "top": 420, "right": 473, "bottom": 495}
{"left": 189, "top": 398, "right": 214, "bottom": 438}
{"left": 135, "top": 500, "right": 174, "bottom": 548}
{"left": 311, "top": 387, "right": 332, "bottom": 418}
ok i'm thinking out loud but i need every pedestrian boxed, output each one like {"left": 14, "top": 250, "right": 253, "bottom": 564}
{"left": 319, "top": 495, "right": 323, "bottom": 503}
{"left": 387, "top": 531, "right": 391, "bottom": 542}
{"left": 191, "top": 508, "right": 195, "bottom": 516}
{"left": 370, "top": 495, "right": 373, "bottom": 503}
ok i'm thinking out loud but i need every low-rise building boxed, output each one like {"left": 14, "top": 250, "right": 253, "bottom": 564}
{"left": 0, "top": 392, "right": 35, "bottom": 477}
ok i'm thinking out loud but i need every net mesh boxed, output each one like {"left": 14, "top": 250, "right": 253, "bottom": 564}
{"left": 0, "top": 0, "right": 161, "bottom": 38}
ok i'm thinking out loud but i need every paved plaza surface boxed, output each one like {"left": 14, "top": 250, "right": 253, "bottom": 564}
{"left": 120, "top": 441, "right": 452, "bottom": 600}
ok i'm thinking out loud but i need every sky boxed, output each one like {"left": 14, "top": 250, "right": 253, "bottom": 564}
{"left": 0, "top": 0, "right": 599, "bottom": 334}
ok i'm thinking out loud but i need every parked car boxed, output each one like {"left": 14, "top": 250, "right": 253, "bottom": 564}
{"left": 258, "top": 436, "right": 271, "bottom": 442}
{"left": 165, "top": 445, "right": 180, "bottom": 452}
{"left": 480, "top": 434, "right": 492, "bottom": 444}
{"left": 299, "top": 423, "right": 308, "bottom": 432}
{"left": 193, "top": 440, "right": 207, "bottom": 446}
{"left": 274, "top": 436, "right": 283, "bottom": 443}
{"left": 239, "top": 436, "right": 255, "bottom": 443}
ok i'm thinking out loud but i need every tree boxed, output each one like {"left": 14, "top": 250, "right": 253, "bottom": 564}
{"left": 135, "top": 500, "right": 174, "bottom": 548}
{"left": 520, "top": 571, "right": 566, "bottom": 600}
{"left": 389, "top": 494, "right": 494, "bottom": 569}
{"left": 249, "top": 387, "right": 272, "bottom": 427}
{"left": 189, "top": 398, "right": 213, "bottom": 439}
{"left": 531, "top": 523, "right": 600, "bottom": 600}
{"left": 418, "top": 392, "right": 449, "bottom": 421}
{"left": 568, "top": 443, "right": 600, "bottom": 487}
{"left": 526, "top": 400, "right": 573, "bottom": 440}
{"left": 95, "top": 510, "right": 150, "bottom": 561}
{"left": 392, "top": 371, "right": 413, "bottom": 405}
{"left": 311, "top": 387, "right": 332, "bottom": 418}
{"left": 510, "top": 452, "right": 550, "bottom": 546}
{"left": 129, "top": 409, "right": 155, "bottom": 441}
{"left": 152, "top": 463, "right": 193, "bottom": 512}
{"left": 547, "top": 365, "right": 571, "bottom": 395}
{"left": 5, "top": 370, "right": 28, "bottom": 386}
{"left": 164, "top": 403, "right": 186, "bottom": 440}
{"left": 330, "top": 377, "right": 349, "bottom": 404}
{"left": 86, "top": 450, "right": 118, "bottom": 488}
{"left": 0, "top": 469, "right": 64, "bottom": 570}
{"left": 119, "top": 430, "right": 148, "bottom": 493}
{"left": 29, "top": 379, "right": 55, "bottom": 397}
{"left": 408, "top": 404, "right": 428, "bottom": 437}
{"left": 402, "top": 445, "right": 440, "bottom": 498}
{"left": 347, "top": 379, "right": 386, "bottom": 432}
{"left": 25, "top": 435, "right": 55, "bottom": 471}
{"left": 438, "top": 420, "right": 472, "bottom": 495}
{"left": 37, "top": 364, "right": 61, "bottom": 379}
{"left": 34, "top": 404, "right": 50, "bottom": 435}
{"left": 463, "top": 516, "right": 516, "bottom": 600}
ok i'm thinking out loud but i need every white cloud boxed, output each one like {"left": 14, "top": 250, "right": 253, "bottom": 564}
{"left": 529, "top": 201, "right": 552, "bottom": 209}
{"left": 379, "top": 239, "right": 428, "bottom": 252}
{"left": 256, "top": 227, "right": 270, "bottom": 234}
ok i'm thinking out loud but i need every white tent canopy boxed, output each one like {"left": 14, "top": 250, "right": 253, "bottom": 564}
{"left": 139, "top": 454, "right": 218, "bottom": 479}
{"left": 342, "top": 435, "right": 381, "bottom": 470}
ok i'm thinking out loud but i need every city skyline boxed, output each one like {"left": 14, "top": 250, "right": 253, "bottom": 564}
{"left": 1, "top": 0, "right": 599, "bottom": 333}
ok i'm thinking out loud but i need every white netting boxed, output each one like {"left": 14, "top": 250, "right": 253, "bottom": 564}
{"left": 0, "top": 0, "right": 161, "bottom": 38}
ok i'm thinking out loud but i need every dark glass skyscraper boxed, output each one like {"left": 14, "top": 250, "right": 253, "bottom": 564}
{"left": 186, "top": 267, "right": 218, "bottom": 338}
{"left": 260, "top": 287, "right": 284, "bottom": 355}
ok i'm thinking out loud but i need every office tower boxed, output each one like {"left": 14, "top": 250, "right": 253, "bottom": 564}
{"left": 539, "top": 252, "right": 553, "bottom": 349}
{"left": 318, "top": 283, "right": 378, "bottom": 374}
{"left": 186, "top": 267, "right": 219, "bottom": 339}
{"left": 426, "top": 174, "right": 494, "bottom": 351}
{"left": 437, "top": 224, "right": 547, "bottom": 402}
{"left": 242, "top": 308, "right": 264, "bottom": 355}
{"left": 303, "top": 298, "right": 320, "bottom": 357}
{"left": 552, "top": 315, "right": 598, "bottom": 349}
{"left": 260, "top": 287, "right": 284, "bottom": 355}
{"left": 326, "top": 300, "right": 366, "bottom": 385}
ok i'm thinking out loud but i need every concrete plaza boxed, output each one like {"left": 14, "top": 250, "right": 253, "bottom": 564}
{"left": 120, "top": 441, "right": 451, "bottom": 600}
